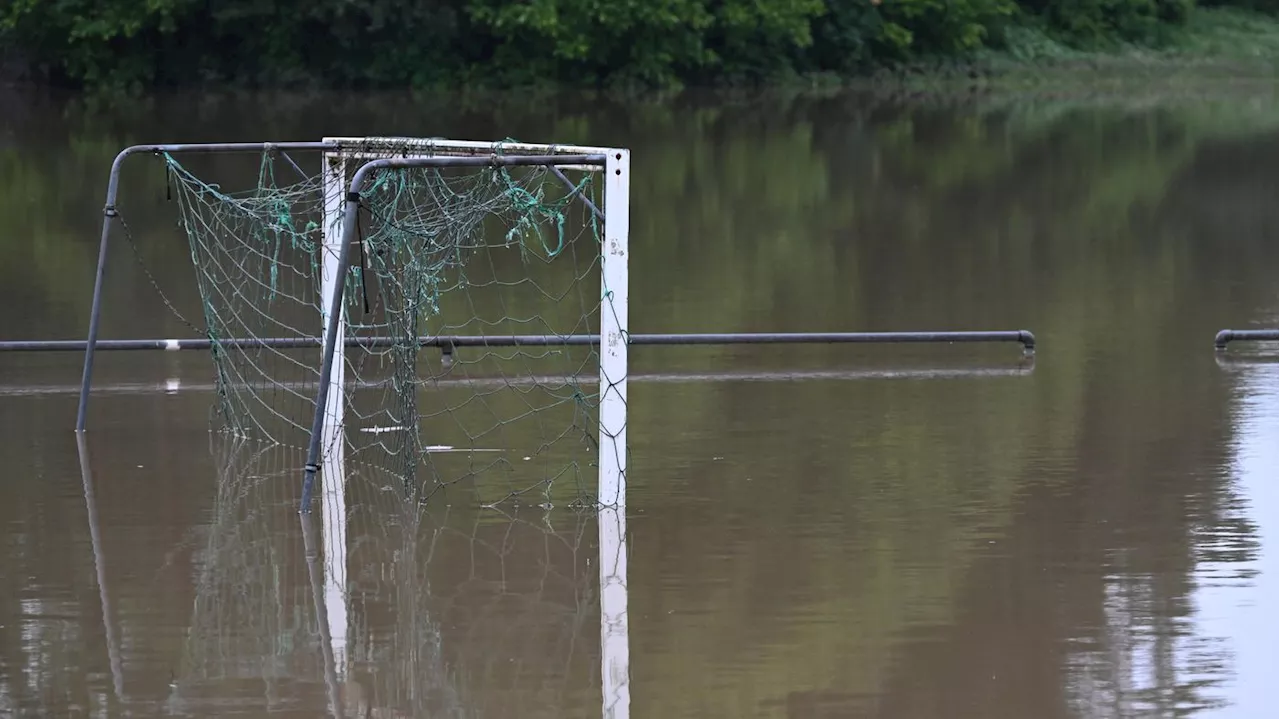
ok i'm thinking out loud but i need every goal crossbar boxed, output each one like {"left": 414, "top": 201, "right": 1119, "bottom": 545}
{"left": 325, "top": 136, "right": 612, "bottom": 170}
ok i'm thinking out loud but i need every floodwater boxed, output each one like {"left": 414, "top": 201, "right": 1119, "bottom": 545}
{"left": 0, "top": 84, "right": 1277, "bottom": 718}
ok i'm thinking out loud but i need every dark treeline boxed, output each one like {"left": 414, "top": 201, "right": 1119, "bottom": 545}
{"left": 0, "top": 0, "right": 1274, "bottom": 91}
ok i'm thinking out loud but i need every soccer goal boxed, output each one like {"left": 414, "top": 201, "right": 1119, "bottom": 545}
{"left": 67, "top": 135, "right": 1040, "bottom": 516}
{"left": 82, "top": 137, "right": 629, "bottom": 511}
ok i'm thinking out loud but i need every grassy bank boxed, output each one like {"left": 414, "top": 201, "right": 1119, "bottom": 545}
{"left": 986, "top": 7, "right": 1276, "bottom": 83}
{"left": 792, "top": 7, "right": 1276, "bottom": 99}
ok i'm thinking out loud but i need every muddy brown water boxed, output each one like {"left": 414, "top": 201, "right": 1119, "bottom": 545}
{"left": 0, "top": 85, "right": 1276, "bottom": 718}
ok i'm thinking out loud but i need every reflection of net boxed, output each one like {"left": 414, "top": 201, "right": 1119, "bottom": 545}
{"left": 171, "top": 439, "right": 609, "bottom": 718}
{"left": 169, "top": 437, "right": 324, "bottom": 714}
{"left": 344, "top": 480, "right": 601, "bottom": 718}
{"left": 164, "top": 142, "right": 607, "bottom": 508}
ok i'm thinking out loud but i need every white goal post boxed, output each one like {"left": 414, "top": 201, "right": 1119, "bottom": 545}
{"left": 301, "top": 136, "right": 630, "bottom": 513}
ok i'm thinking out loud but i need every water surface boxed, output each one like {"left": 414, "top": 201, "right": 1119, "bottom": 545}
{"left": 0, "top": 84, "right": 1276, "bottom": 718}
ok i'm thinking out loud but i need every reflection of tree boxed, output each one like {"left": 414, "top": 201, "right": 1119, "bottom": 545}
{"left": 620, "top": 91, "right": 1274, "bottom": 715}
{"left": 1061, "top": 565, "right": 1233, "bottom": 718}
{"left": 849, "top": 321, "right": 1268, "bottom": 716}
{"left": 3, "top": 86, "right": 1275, "bottom": 348}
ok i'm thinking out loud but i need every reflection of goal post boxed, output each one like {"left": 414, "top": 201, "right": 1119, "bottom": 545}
{"left": 301, "top": 137, "right": 629, "bottom": 514}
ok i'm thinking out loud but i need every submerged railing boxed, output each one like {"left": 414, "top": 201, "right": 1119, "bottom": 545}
{"left": 1214, "top": 329, "right": 1279, "bottom": 351}
{"left": 0, "top": 330, "right": 1038, "bottom": 355}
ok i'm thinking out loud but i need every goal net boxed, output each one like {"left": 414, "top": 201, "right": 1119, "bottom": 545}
{"left": 161, "top": 137, "right": 628, "bottom": 510}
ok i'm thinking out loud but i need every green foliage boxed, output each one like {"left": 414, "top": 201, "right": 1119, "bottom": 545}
{"left": 0, "top": 0, "right": 1272, "bottom": 90}
{"left": 1199, "top": 0, "right": 1278, "bottom": 16}
{"left": 0, "top": 0, "right": 182, "bottom": 88}
{"left": 804, "top": 0, "right": 1020, "bottom": 79}
{"left": 878, "top": 0, "right": 1019, "bottom": 56}
{"left": 463, "top": 0, "right": 719, "bottom": 87}
{"left": 0, "top": 0, "right": 470, "bottom": 89}
{"left": 1019, "top": 0, "right": 1197, "bottom": 44}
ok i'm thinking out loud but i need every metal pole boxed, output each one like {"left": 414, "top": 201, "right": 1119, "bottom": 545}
{"left": 599, "top": 149, "right": 629, "bottom": 511}
{"left": 74, "top": 141, "right": 339, "bottom": 433}
{"left": 75, "top": 148, "right": 130, "bottom": 433}
{"left": 1214, "top": 329, "right": 1279, "bottom": 350}
{"left": 550, "top": 165, "right": 604, "bottom": 220}
{"left": 10, "top": 330, "right": 1038, "bottom": 354}
{"left": 297, "top": 154, "right": 607, "bottom": 513}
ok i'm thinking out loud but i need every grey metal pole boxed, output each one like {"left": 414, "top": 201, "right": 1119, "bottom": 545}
{"left": 1214, "top": 329, "right": 1279, "bottom": 350}
{"left": 10, "top": 330, "right": 1037, "bottom": 354}
{"left": 550, "top": 165, "right": 604, "bottom": 220}
{"left": 75, "top": 148, "right": 133, "bottom": 432}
